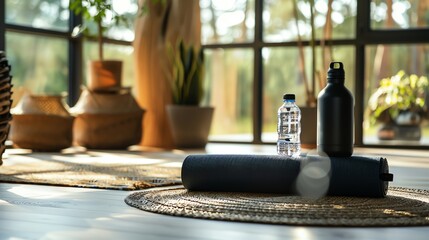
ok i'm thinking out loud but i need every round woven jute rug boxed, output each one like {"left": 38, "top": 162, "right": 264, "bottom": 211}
{"left": 125, "top": 186, "right": 429, "bottom": 226}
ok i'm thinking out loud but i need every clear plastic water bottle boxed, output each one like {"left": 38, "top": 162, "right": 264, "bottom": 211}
{"left": 277, "top": 94, "right": 301, "bottom": 157}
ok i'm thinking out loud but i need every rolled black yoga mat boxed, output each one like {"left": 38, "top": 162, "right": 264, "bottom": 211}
{"left": 182, "top": 154, "right": 393, "bottom": 198}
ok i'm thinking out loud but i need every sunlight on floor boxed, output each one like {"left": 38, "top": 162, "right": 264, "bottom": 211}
{"left": 50, "top": 154, "right": 167, "bottom": 165}
{"left": 6, "top": 185, "right": 95, "bottom": 199}
{"left": 160, "top": 162, "right": 182, "bottom": 168}
{"left": 292, "top": 227, "right": 314, "bottom": 240}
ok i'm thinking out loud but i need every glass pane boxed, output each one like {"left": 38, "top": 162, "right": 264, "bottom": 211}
{"left": 6, "top": 31, "right": 68, "bottom": 103}
{"left": 202, "top": 48, "right": 254, "bottom": 141}
{"left": 5, "top": 0, "right": 70, "bottom": 31}
{"left": 83, "top": 0, "right": 139, "bottom": 41}
{"left": 364, "top": 44, "right": 429, "bottom": 146}
{"left": 262, "top": 45, "right": 355, "bottom": 142}
{"left": 371, "top": 0, "right": 429, "bottom": 29}
{"left": 83, "top": 41, "right": 135, "bottom": 91}
{"left": 264, "top": 0, "right": 357, "bottom": 42}
{"left": 200, "top": 0, "right": 255, "bottom": 44}
{"left": 107, "top": 0, "right": 139, "bottom": 41}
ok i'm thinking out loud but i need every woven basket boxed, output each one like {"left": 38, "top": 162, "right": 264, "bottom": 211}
{"left": 0, "top": 100, "right": 12, "bottom": 115}
{"left": 12, "top": 94, "right": 70, "bottom": 116}
{"left": 73, "top": 112, "right": 143, "bottom": 149}
{"left": 10, "top": 114, "right": 74, "bottom": 151}
{"left": 71, "top": 89, "right": 144, "bottom": 149}
{"left": 10, "top": 94, "right": 74, "bottom": 151}
{"left": 0, "top": 51, "right": 12, "bottom": 165}
{"left": 0, "top": 120, "right": 10, "bottom": 164}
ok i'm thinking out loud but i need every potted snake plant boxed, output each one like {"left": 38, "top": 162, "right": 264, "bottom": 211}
{"left": 70, "top": 0, "right": 129, "bottom": 91}
{"left": 165, "top": 40, "right": 214, "bottom": 148}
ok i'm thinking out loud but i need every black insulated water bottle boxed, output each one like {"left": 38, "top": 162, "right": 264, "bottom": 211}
{"left": 317, "top": 62, "right": 354, "bottom": 157}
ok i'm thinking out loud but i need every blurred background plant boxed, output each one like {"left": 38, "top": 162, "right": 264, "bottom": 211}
{"left": 70, "top": 0, "right": 131, "bottom": 60}
{"left": 367, "top": 71, "right": 429, "bottom": 125}
{"left": 292, "top": 0, "right": 334, "bottom": 107}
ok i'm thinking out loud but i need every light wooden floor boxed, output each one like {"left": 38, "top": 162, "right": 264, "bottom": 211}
{"left": 1, "top": 144, "right": 429, "bottom": 240}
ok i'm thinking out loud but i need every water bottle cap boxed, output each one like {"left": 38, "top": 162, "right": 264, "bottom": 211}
{"left": 327, "top": 62, "right": 345, "bottom": 82}
{"left": 283, "top": 94, "right": 295, "bottom": 100}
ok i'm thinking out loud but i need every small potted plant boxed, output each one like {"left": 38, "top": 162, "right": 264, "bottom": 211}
{"left": 368, "top": 71, "right": 429, "bottom": 140}
{"left": 165, "top": 40, "right": 214, "bottom": 148}
{"left": 70, "top": 1, "right": 145, "bottom": 149}
{"left": 70, "top": 0, "right": 130, "bottom": 91}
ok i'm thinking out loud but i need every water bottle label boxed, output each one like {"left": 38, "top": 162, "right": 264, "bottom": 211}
{"left": 277, "top": 104, "right": 301, "bottom": 157}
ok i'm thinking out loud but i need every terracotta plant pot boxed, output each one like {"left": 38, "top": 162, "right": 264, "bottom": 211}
{"left": 88, "top": 60, "right": 122, "bottom": 92}
{"left": 166, "top": 105, "right": 214, "bottom": 148}
{"left": 377, "top": 122, "right": 421, "bottom": 141}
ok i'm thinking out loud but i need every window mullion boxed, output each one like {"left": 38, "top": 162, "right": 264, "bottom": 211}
{"left": 68, "top": 6, "right": 82, "bottom": 105}
{"left": 360, "top": 29, "right": 429, "bottom": 44}
{"left": 0, "top": 0, "right": 5, "bottom": 50}
{"left": 354, "top": 0, "right": 371, "bottom": 146}
{"left": 253, "top": 0, "right": 263, "bottom": 144}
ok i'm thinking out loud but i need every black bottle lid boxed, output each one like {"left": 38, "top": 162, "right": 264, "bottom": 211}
{"left": 327, "top": 62, "right": 345, "bottom": 83}
{"left": 283, "top": 94, "right": 295, "bottom": 100}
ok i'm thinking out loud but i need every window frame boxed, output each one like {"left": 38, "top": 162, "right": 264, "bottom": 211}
{"left": 356, "top": 2, "right": 429, "bottom": 148}
{"left": 202, "top": 1, "right": 429, "bottom": 148}
{"left": 0, "top": 0, "right": 5, "bottom": 50}
{"left": 0, "top": 0, "right": 133, "bottom": 105}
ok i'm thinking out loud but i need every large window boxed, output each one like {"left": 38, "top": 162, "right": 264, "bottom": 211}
{"left": 1, "top": 0, "right": 137, "bottom": 105}
{"left": 371, "top": 0, "right": 429, "bottom": 29}
{"left": 4, "top": 0, "right": 70, "bottom": 100}
{"left": 201, "top": 0, "right": 429, "bottom": 147}
{"left": 201, "top": 0, "right": 358, "bottom": 143}
{"left": 1, "top": 0, "right": 428, "bottom": 147}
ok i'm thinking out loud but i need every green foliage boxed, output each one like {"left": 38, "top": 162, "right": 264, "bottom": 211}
{"left": 166, "top": 40, "right": 205, "bottom": 105}
{"left": 368, "top": 71, "right": 429, "bottom": 124}
{"left": 139, "top": 0, "right": 167, "bottom": 16}
{"left": 70, "top": 0, "right": 129, "bottom": 32}
{"left": 69, "top": 0, "right": 131, "bottom": 60}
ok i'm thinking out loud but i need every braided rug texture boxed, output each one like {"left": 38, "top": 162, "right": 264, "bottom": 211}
{"left": 125, "top": 186, "right": 429, "bottom": 226}
{"left": 0, "top": 152, "right": 181, "bottom": 190}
